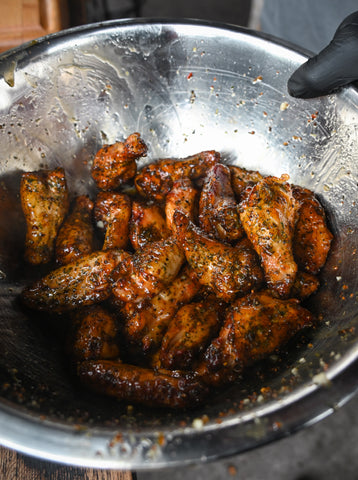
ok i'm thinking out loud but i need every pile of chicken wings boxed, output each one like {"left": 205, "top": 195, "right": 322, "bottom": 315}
{"left": 20, "top": 133, "right": 333, "bottom": 409}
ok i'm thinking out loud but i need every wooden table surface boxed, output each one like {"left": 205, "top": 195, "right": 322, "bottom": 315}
{"left": 0, "top": 446, "right": 134, "bottom": 480}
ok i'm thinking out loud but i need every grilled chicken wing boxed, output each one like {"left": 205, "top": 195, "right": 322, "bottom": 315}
{"left": 134, "top": 150, "right": 220, "bottom": 202}
{"left": 91, "top": 133, "right": 147, "bottom": 191}
{"left": 229, "top": 165, "right": 264, "bottom": 200}
{"left": 22, "top": 249, "right": 129, "bottom": 312}
{"left": 124, "top": 268, "right": 201, "bottom": 353}
{"left": 111, "top": 237, "right": 185, "bottom": 304}
{"left": 55, "top": 195, "right": 94, "bottom": 265}
{"left": 199, "top": 291, "right": 314, "bottom": 386}
{"left": 159, "top": 301, "right": 220, "bottom": 370}
{"left": 78, "top": 360, "right": 208, "bottom": 409}
{"left": 290, "top": 271, "right": 320, "bottom": 300}
{"left": 165, "top": 178, "right": 198, "bottom": 234}
{"left": 239, "top": 175, "right": 299, "bottom": 298}
{"left": 174, "top": 211, "right": 263, "bottom": 301}
{"left": 292, "top": 185, "right": 333, "bottom": 274}
{"left": 94, "top": 191, "right": 131, "bottom": 250}
{"left": 67, "top": 305, "right": 120, "bottom": 362}
{"left": 199, "top": 163, "right": 244, "bottom": 242}
{"left": 20, "top": 167, "right": 69, "bottom": 264}
{"left": 129, "top": 201, "right": 169, "bottom": 250}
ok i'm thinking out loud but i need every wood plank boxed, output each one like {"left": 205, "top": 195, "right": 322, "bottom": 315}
{"left": 0, "top": 446, "right": 134, "bottom": 480}
{"left": 0, "top": 0, "right": 69, "bottom": 52}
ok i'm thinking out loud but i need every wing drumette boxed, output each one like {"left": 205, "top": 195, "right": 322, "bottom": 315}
{"left": 199, "top": 163, "right": 244, "bottom": 242}
{"left": 239, "top": 175, "right": 299, "bottom": 298}
{"left": 55, "top": 195, "right": 94, "bottom": 265}
{"left": 292, "top": 185, "right": 333, "bottom": 274}
{"left": 94, "top": 191, "right": 131, "bottom": 250}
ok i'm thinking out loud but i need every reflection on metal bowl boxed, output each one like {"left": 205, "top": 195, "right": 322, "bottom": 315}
{"left": 0, "top": 19, "right": 357, "bottom": 470}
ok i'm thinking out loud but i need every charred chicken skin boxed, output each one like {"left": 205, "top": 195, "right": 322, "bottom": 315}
{"left": 174, "top": 211, "right": 263, "bottom": 301}
{"left": 91, "top": 132, "right": 147, "bottom": 191}
{"left": 229, "top": 165, "right": 264, "bottom": 200}
{"left": 239, "top": 175, "right": 299, "bottom": 298}
{"left": 20, "top": 167, "right": 69, "bottom": 264}
{"left": 199, "top": 163, "right": 244, "bottom": 242}
{"left": 94, "top": 191, "right": 131, "bottom": 250}
{"left": 134, "top": 150, "right": 220, "bottom": 202}
{"left": 55, "top": 195, "right": 94, "bottom": 265}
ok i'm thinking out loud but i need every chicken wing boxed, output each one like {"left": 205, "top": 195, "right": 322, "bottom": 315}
{"left": 165, "top": 178, "right": 198, "bottom": 234}
{"left": 91, "top": 132, "right": 147, "bottom": 191}
{"left": 199, "top": 163, "right": 244, "bottom": 242}
{"left": 174, "top": 211, "right": 263, "bottom": 301}
{"left": 229, "top": 165, "right": 264, "bottom": 200}
{"left": 124, "top": 268, "right": 201, "bottom": 353}
{"left": 134, "top": 150, "right": 220, "bottom": 202}
{"left": 199, "top": 291, "right": 314, "bottom": 386}
{"left": 20, "top": 167, "right": 69, "bottom": 264}
{"left": 55, "top": 195, "right": 94, "bottom": 265}
{"left": 22, "top": 249, "right": 129, "bottom": 312}
{"left": 77, "top": 360, "right": 209, "bottom": 409}
{"left": 111, "top": 237, "right": 185, "bottom": 304}
{"left": 159, "top": 301, "right": 220, "bottom": 370}
{"left": 292, "top": 185, "right": 333, "bottom": 274}
{"left": 94, "top": 191, "right": 131, "bottom": 250}
{"left": 129, "top": 201, "right": 169, "bottom": 250}
{"left": 239, "top": 175, "right": 299, "bottom": 298}
{"left": 67, "top": 305, "right": 120, "bottom": 362}
{"left": 290, "top": 271, "right": 320, "bottom": 300}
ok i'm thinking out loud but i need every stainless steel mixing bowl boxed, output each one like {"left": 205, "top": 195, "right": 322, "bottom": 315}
{"left": 0, "top": 19, "right": 357, "bottom": 469}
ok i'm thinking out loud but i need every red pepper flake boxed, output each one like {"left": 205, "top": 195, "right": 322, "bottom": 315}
{"left": 187, "top": 72, "right": 193, "bottom": 80}
{"left": 249, "top": 130, "right": 255, "bottom": 135}
{"left": 228, "top": 465, "right": 237, "bottom": 476}
{"left": 253, "top": 75, "right": 263, "bottom": 83}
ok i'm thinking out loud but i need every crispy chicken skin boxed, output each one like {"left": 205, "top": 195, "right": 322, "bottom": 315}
{"left": 22, "top": 249, "right": 129, "bottom": 312}
{"left": 292, "top": 185, "right": 333, "bottom": 275}
{"left": 78, "top": 360, "right": 208, "bottom": 409}
{"left": 55, "top": 195, "right": 94, "bottom": 265}
{"left": 20, "top": 167, "right": 69, "bottom": 264}
{"left": 67, "top": 305, "right": 120, "bottom": 362}
{"left": 129, "top": 201, "right": 169, "bottom": 250}
{"left": 229, "top": 165, "right": 264, "bottom": 200}
{"left": 134, "top": 150, "right": 220, "bottom": 202}
{"left": 124, "top": 268, "right": 201, "bottom": 353}
{"left": 91, "top": 133, "right": 147, "bottom": 191}
{"left": 111, "top": 237, "right": 185, "bottom": 303}
{"left": 159, "top": 301, "right": 220, "bottom": 370}
{"left": 174, "top": 211, "right": 263, "bottom": 301}
{"left": 94, "top": 191, "right": 131, "bottom": 250}
{"left": 239, "top": 175, "right": 299, "bottom": 298}
{"left": 165, "top": 178, "right": 198, "bottom": 234}
{"left": 199, "top": 164, "right": 244, "bottom": 242}
{"left": 199, "top": 291, "right": 314, "bottom": 386}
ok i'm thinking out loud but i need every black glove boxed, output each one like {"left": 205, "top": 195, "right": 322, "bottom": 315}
{"left": 288, "top": 11, "right": 358, "bottom": 98}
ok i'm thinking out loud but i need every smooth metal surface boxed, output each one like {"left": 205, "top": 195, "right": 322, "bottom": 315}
{"left": 0, "top": 19, "right": 357, "bottom": 469}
